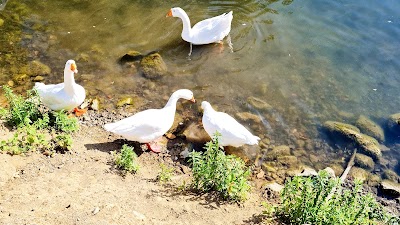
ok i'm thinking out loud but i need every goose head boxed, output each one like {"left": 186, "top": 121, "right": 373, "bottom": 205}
{"left": 166, "top": 7, "right": 186, "bottom": 18}
{"left": 173, "top": 89, "right": 195, "bottom": 103}
{"left": 65, "top": 59, "right": 78, "bottom": 74}
{"left": 201, "top": 101, "right": 212, "bottom": 111}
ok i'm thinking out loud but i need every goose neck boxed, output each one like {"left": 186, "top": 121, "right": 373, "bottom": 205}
{"left": 177, "top": 11, "right": 192, "bottom": 40}
{"left": 63, "top": 70, "right": 76, "bottom": 95}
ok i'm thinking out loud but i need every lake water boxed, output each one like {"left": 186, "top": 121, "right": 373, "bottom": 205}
{"left": 1, "top": 0, "right": 399, "bottom": 176}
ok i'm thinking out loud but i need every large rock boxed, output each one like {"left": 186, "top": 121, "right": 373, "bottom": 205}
{"left": 139, "top": 52, "right": 168, "bottom": 79}
{"left": 27, "top": 60, "right": 51, "bottom": 77}
{"left": 323, "top": 121, "right": 360, "bottom": 134}
{"left": 354, "top": 153, "right": 375, "bottom": 171}
{"left": 349, "top": 167, "right": 370, "bottom": 182}
{"left": 235, "top": 112, "right": 261, "bottom": 124}
{"left": 355, "top": 115, "right": 385, "bottom": 143}
{"left": 388, "top": 113, "right": 400, "bottom": 130}
{"left": 324, "top": 121, "right": 381, "bottom": 160}
{"left": 119, "top": 51, "right": 143, "bottom": 64}
{"left": 265, "top": 145, "right": 291, "bottom": 160}
{"left": 380, "top": 180, "right": 400, "bottom": 197}
{"left": 182, "top": 122, "right": 211, "bottom": 143}
{"left": 247, "top": 97, "right": 272, "bottom": 111}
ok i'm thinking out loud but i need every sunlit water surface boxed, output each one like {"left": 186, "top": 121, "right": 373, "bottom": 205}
{"left": 1, "top": 0, "right": 400, "bottom": 175}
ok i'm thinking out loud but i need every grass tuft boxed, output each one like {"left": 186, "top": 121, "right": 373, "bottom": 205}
{"left": 0, "top": 86, "right": 79, "bottom": 155}
{"left": 157, "top": 163, "right": 174, "bottom": 183}
{"left": 189, "top": 132, "right": 251, "bottom": 201}
{"left": 114, "top": 144, "right": 139, "bottom": 174}
{"left": 273, "top": 170, "right": 400, "bottom": 225}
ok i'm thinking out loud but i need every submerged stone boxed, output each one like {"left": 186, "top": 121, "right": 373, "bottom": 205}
{"left": 324, "top": 121, "right": 382, "bottom": 160}
{"left": 247, "top": 96, "right": 272, "bottom": 111}
{"left": 349, "top": 167, "right": 370, "bottom": 182}
{"left": 323, "top": 121, "right": 360, "bottom": 134}
{"left": 0, "top": 19, "right": 4, "bottom": 27}
{"left": 27, "top": 60, "right": 51, "bottom": 77}
{"left": 33, "top": 75, "right": 44, "bottom": 82}
{"left": 139, "top": 52, "right": 168, "bottom": 79}
{"left": 91, "top": 98, "right": 100, "bottom": 111}
{"left": 388, "top": 113, "right": 400, "bottom": 130}
{"left": 116, "top": 97, "right": 134, "bottom": 107}
{"left": 355, "top": 115, "right": 385, "bottom": 142}
{"left": 354, "top": 153, "right": 375, "bottom": 171}
{"left": 119, "top": 51, "right": 143, "bottom": 64}
{"left": 235, "top": 112, "right": 261, "bottom": 124}
{"left": 182, "top": 122, "right": 211, "bottom": 143}
{"left": 380, "top": 180, "right": 400, "bottom": 197}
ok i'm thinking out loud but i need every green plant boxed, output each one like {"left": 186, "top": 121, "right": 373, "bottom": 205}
{"left": 189, "top": 132, "right": 251, "bottom": 201}
{"left": 2, "top": 85, "right": 41, "bottom": 127}
{"left": 0, "top": 124, "right": 50, "bottom": 155}
{"left": 275, "top": 170, "right": 399, "bottom": 225}
{"left": 53, "top": 133, "right": 73, "bottom": 152}
{"left": 114, "top": 144, "right": 139, "bottom": 174}
{"left": 157, "top": 163, "right": 174, "bottom": 183}
{"left": 50, "top": 110, "right": 79, "bottom": 133}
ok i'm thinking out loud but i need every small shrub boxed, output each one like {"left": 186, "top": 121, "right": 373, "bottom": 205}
{"left": 53, "top": 133, "right": 73, "bottom": 152}
{"left": 189, "top": 132, "right": 251, "bottom": 201}
{"left": 50, "top": 110, "right": 79, "bottom": 133}
{"left": 157, "top": 163, "right": 174, "bottom": 183}
{"left": 114, "top": 144, "right": 139, "bottom": 174}
{"left": 275, "top": 170, "right": 400, "bottom": 225}
{"left": 0, "top": 125, "right": 50, "bottom": 155}
{"left": 2, "top": 85, "right": 41, "bottom": 127}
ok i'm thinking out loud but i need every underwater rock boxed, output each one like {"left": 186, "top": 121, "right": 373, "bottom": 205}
{"left": 353, "top": 132, "right": 382, "bottom": 160}
{"left": 182, "top": 122, "right": 211, "bottom": 143}
{"left": 116, "top": 97, "right": 134, "bottom": 107}
{"left": 265, "top": 145, "right": 291, "bottom": 160}
{"left": 0, "top": 19, "right": 4, "bottom": 27}
{"left": 27, "top": 60, "right": 51, "bottom": 77}
{"left": 349, "top": 167, "right": 370, "bottom": 182}
{"left": 167, "top": 113, "right": 184, "bottom": 134}
{"left": 324, "top": 121, "right": 381, "bottom": 160}
{"left": 382, "top": 169, "right": 400, "bottom": 183}
{"left": 262, "top": 162, "right": 277, "bottom": 173}
{"left": 12, "top": 73, "right": 28, "bottom": 84}
{"left": 354, "top": 153, "right": 375, "bottom": 171}
{"left": 90, "top": 98, "right": 100, "bottom": 111}
{"left": 329, "top": 164, "right": 344, "bottom": 176}
{"left": 33, "top": 75, "right": 44, "bottom": 82}
{"left": 355, "top": 115, "right": 385, "bottom": 142}
{"left": 380, "top": 180, "right": 400, "bottom": 197}
{"left": 247, "top": 96, "right": 272, "bottom": 111}
{"left": 235, "top": 112, "right": 261, "bottom": 124}
{"left": 277, "top": 155, "right": 298, "bottom": 167}
{"left": 7, "top": 80, "right": 14, "bottom": 87}
{"left": 139, "top": 52, "right": 168, "bottom": 79}
{"left": 119, "top": 51, "right": 143, "bottom": 64}
{"left": 388, "top": 113, "right": 400, "bottom": 130}
{"left": 323, "top": 121, "right": 360, "bottom": 134}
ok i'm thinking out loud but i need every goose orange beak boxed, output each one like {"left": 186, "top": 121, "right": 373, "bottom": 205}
{"left": 70, "top": 63, "right": 78, "bottom": 73}
{"left": 190, "top": 97, "right": 196, "bottom": 103}
{"left": 166, "top": 9, "right": 172, "bottom": 17}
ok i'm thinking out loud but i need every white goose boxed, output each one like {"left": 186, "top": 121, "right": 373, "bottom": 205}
{"left": 34, "top": 60, "right": 86, "bottom": 114}
{"left": 166, "top": 7, "right": 233, "bottom": 56}
{"left": 104, "top": 89, "right": 196, "bottom": 153}
{"left": 201, "top": 101, "right": 260, "bottom": 147}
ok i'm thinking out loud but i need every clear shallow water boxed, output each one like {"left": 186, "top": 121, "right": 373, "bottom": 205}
{"left": 1, "top": 1, "right": 400, "bottom": 172}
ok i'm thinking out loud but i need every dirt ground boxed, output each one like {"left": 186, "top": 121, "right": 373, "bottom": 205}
{"left": 0, "top": 124, "right": 269, "bottom": 225}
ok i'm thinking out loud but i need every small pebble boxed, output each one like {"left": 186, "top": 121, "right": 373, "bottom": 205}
{"left": 92, "top": 206, "right": 100, "bottom": 215}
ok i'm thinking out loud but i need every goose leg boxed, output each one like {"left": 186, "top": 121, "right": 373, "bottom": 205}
{"left": 188, "top": 42, "right": 193, "bottom": 59}
{"left": 227, "top": 34, "right": 233, "bottom": 53}
{"left": 73, "top": 107, "right": 87, "bottom": 116}
{"left": 146, "top": 143, "right": 162, "bottom": 153}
